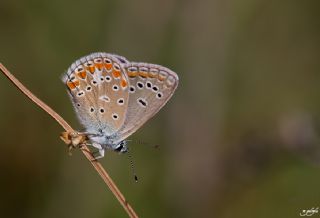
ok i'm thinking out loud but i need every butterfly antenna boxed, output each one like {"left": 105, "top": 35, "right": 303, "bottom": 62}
{"left": 127, "top": 148, "right": 138, "bottom": 182}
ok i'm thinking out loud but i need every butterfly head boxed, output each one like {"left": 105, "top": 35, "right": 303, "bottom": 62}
{"left": 87, "top": 131, "right": 128, "bottom": 153}
{"left": 113, "top": 140, "right": 128, "bottom": 153}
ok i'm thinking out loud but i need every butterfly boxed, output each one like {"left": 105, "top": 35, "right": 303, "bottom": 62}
{"left": 62, "top": 52, "right": 179, "bottom": 159}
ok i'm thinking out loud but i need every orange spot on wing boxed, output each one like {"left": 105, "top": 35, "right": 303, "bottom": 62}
{"left": 127, "top": 72, "right": 137, "bottom": 78}
{"left": 120, "top": 79, "right": 127, "bottom": 88}
{"left": 112, "top": 70, "right": 121, "bottom": 78}
{"left": 95, "top": 63, "right": 103, "bottom": 70}
{"left": 139, "top": 72, "right": 148, "bottom": 78}
{"left": 105, "top": 63, "right": 112, "bottom": 70}
{"left": 67, "top": 80, "right": 80, "bottom": 90}
{"left": 77, "top": 71, "right": 87, "bottom": 79}
{"left": 158, "top": 75, "right": 166, "bottom": 81}
{"left": 148, "top": 73, "right": 157, "bottom": 78}
{"left": 86, "top": 66, "right": 95, "bottom": 74}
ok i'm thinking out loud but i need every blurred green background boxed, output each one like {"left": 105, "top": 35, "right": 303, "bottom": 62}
{"left": 1, "top": 0, "right": 320, "bottom": 217}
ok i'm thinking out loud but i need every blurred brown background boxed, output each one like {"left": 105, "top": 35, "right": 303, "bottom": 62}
{"left": 1, "top": 0, "right": 320, "bottom": 217}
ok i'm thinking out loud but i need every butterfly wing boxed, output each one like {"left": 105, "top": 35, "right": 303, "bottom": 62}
{"left": 114, "top": 62, "right": 179, "bottom": 143}
{"left": 62, "top": 53, "right": 130, "bottom": 136}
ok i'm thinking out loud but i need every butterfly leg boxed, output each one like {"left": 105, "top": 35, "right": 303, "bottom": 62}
{"left": 91, "top": 143, "right": 105, "bottom": 159}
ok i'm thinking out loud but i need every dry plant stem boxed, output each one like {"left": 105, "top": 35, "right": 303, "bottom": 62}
{"left": 0, "top": 63, "right": 138, "bottom": 218}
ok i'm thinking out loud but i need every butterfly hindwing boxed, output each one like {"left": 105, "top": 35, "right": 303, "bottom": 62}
{"left": 114, "top": 62, "right": 179, "bottom": 143}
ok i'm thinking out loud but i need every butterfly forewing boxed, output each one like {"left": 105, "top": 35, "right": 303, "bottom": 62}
{"left": 62, "top": 53, "right": 129, "bottom": 136}
{"left": 114, "top": 62, "right": 179, "bottom": 142}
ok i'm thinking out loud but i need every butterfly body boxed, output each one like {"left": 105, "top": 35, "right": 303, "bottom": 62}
{"left": 62, "top": 52, "right": 178, "bottom": 158}
{"left": 88, "top": 131, "right": 128, "bottom": 153}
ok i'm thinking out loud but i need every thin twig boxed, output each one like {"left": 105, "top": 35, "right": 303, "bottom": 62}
{"left": 0, "top": 63, "right": 138, "bottom": 218}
